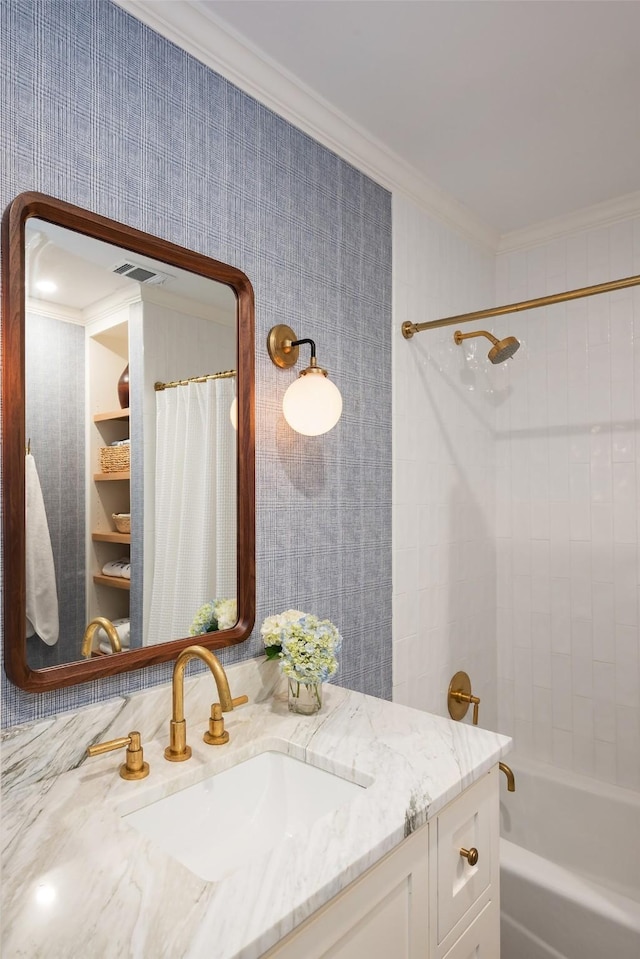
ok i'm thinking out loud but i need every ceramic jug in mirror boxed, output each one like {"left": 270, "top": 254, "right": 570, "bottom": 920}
{"left": 2, "top": 193, "right": 255, "bottom": 692}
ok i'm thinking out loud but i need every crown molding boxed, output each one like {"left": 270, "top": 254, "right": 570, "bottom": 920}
{"left": 498, "top": 190, "right": 640, "bottom": 254}
{"left": 114, "top": 0, "right": 499, "bottom": 252}
{"left": 84, "top": 288, "right": 141, "bottom": 330}
{"left": 26, "top": 298, "right": 84, "bottom": 325}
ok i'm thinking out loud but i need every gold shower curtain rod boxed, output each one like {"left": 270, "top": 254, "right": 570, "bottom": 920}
{"left": 401, "top": 272, "right": 640, "bottom": 339}
{"left": 154, "top": 369, "right": 236, "bottom": 390}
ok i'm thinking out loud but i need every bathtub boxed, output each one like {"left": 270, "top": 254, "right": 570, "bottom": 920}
{"left": 499, "top": 757, "right": 640, "bottom": 959}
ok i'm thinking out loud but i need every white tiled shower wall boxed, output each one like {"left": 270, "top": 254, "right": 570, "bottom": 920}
{"left": 496, "top": 215, "right": 640, "bottom": 790}
{"left": 393, "top": 195, "right": 640, "bottom": 791}
{"left": 392, "top": 194, "right": 498, "bottom": 727}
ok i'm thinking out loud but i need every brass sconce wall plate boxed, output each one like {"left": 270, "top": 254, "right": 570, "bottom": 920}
{"left": 267, "top": 324, "right": 299, "bottom": 368}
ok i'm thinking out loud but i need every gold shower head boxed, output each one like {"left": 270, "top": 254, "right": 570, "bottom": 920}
{"left": 454, "top": 329, "right": 520, "bottom": 364}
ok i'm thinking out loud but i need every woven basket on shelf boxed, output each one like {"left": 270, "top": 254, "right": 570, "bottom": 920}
{"left": 112, "top": 513, "right": 131, "bottom": 534}
{"left": 100, "top": 444, "right": 130, "bottom": 473}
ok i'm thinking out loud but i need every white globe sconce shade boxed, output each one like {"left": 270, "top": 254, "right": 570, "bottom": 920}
{"left": 282, "top": 368, "right": 342, "bottom": 436}
{"left": 267, "top": 324, "right": 343, "bottom": 436}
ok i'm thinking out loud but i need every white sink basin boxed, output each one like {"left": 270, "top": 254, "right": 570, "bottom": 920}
{"left": 123, "top": 750, "right": 366, "bottom": 881}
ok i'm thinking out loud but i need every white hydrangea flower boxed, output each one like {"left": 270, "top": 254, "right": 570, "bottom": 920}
{"left": 261, "top": 609, "right": 342, "bottom": 682}
{"left": 260, "top": 609, "right": 306, "bottom": 649}
{"left": 214, "top": 598, "right": 237, "bottom": 631}
{"left": 190, "top": 598, "right": 237, "bottom": 635}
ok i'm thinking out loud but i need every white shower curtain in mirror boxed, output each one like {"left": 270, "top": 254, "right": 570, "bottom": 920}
{"left": 149, "top": 377, "right": 236, "bottom": 644}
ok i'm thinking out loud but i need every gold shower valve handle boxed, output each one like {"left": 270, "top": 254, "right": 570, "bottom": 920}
{"left": 451, "top": 689, "right": 480, "bottom": 725}
{"left": 87, "top": 731, "right": 150, "bottom": 780}
{"left": 447, "top": 671, "right": 480, "bottom": 725}
{"left": 460, "top": 846, "right": 479, "bottom": 866}
{"left": 466, "top": 694, "right": 480, "bottom": 726}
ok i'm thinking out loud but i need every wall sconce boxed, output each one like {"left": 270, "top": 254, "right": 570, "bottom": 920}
{"left": 267, "top": 324, "right": 342, "bottom": 436}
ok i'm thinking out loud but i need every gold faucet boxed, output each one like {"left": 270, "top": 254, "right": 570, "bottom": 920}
{"left": 81, "top": 617, "right": 122, "bottom": 658}
{"left": 499, "top": 761, "right": 516, "bottom": 791}
{"left": 164, "top": 645, "right": 248, "bottom": 762}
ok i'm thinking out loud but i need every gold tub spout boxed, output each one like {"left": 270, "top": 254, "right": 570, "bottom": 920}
{"left": 81, "top": 617, "right": 122, "bottom": 658}
{"left": 499, "top": 761, "right": 516, "bottom": 792}
{"left": 164, "top": 645, "right": 248, "bottom": 762}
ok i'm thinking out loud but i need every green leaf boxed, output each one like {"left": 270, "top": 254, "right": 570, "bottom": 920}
{"left": 265, "top": 645, "right": 282, "bottom": 660}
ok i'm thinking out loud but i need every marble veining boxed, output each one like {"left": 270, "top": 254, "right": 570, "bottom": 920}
{"left": 1, "top": 658, "right": 510, "bottom": 958}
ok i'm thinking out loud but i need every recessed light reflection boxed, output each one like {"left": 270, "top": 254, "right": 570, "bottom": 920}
{"left": 34, "top": 881, "right": 56, "bottom": 906}
{"left": 34, "top": 279, "right": 57, "bottom": 294}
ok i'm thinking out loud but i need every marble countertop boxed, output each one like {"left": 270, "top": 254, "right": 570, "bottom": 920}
{"left": 1, "top": 658, "right": 511, "bottom": 959}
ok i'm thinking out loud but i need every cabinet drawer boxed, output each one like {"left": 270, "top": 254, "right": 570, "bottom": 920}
{"left": 442, "top": 900, "right": 499, "bottom": 959}
{"left": 431, "top": 768, "right": 497, "bottom": 945}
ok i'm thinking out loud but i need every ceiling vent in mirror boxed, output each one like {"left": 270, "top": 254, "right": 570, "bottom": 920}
{"left": 112, "top": 261, "right": 173, "bottom": 285}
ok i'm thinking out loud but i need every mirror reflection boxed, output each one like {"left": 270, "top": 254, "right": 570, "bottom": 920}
{"left": 24, "top": 218, "right": 238, "bottom": 669}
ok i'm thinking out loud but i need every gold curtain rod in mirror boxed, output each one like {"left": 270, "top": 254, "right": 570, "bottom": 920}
{"left": 402, "top": 272, "right": 640, "bottom": 339}
{"left": 154, "top": 370, "right": 236, "bottom": 391}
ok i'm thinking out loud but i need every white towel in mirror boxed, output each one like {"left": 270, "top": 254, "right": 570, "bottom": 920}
{"left": 25, "top": 452, "right": 59, "bottom": 646}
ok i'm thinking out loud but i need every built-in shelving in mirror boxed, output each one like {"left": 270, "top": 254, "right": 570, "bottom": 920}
{"left": 1, "top": 192, "right": 255, "bottom": 692}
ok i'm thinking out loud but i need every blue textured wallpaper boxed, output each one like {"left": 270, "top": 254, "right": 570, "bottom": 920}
{"left": 0, "top": 0, "right": 392, "bottom": 727}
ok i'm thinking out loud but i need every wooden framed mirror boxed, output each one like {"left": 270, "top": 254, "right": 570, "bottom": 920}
{"left": 2, "top": 192, "right": 255, "bottom": 692}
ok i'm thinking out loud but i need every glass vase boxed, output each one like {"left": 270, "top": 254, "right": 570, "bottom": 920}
{"left": 287, "top": 677, "right": 323, "bottom": 715}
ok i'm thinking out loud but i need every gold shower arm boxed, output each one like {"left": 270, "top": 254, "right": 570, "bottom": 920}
{"left": 402, "top": 272, "right": 640, "bottom": 339}
{"left": 453, "top": 329, "right": 498, "bottom": 346}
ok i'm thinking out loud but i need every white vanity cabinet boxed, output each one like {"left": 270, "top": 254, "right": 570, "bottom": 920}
{"left": 266, "top": 767, "right": 499, "bottom": 959}
{"left": 430, "top": 766, "right": 499, "bottom": 959}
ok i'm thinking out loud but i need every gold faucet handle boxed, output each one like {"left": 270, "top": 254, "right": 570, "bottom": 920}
{"left": 87, "top": 731, "right": 150, "bottom": 781}
{"left": 228, "top": 694, "right": 249, "bottom": 711}
{"left": 204, "top": 703, "right": 230, "bottom": 745}
{"left": 204, "top": 695, "right": 249, "bottom": 746}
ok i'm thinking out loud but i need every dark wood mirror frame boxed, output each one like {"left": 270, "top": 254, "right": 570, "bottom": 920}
{"left": 1, "top": 192, "right": 255, "bottom": 692}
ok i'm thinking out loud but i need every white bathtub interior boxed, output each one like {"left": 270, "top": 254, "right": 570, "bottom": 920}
{"left": 499, "top": 757, "right": 640, "bottom": 959}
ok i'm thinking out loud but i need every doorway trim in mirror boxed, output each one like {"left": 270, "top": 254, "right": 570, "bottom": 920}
{"left": 1, "top": 192, "right": 255, "bottom": 692}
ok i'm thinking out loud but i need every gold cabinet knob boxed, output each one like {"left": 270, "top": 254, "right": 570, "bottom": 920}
{"left": 460, "top": 846, "right": 479, "bottom": 866}
{"left": 87, "top": 731, "right": 149, "bottom": 780}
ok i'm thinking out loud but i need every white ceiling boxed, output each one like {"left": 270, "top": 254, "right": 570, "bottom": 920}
{"left": 27, "top": 219, "right": 236, "bottom": 317}
{"left": 193, "top": 0, "right": 640, "bottom": 237}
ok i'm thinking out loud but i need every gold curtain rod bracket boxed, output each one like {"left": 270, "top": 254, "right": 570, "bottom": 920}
{"left": 402, "top": 272, "right": 640, "bottom": 338}
{"left": 155, "top": 370, "right": 236, "bottom": 391}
